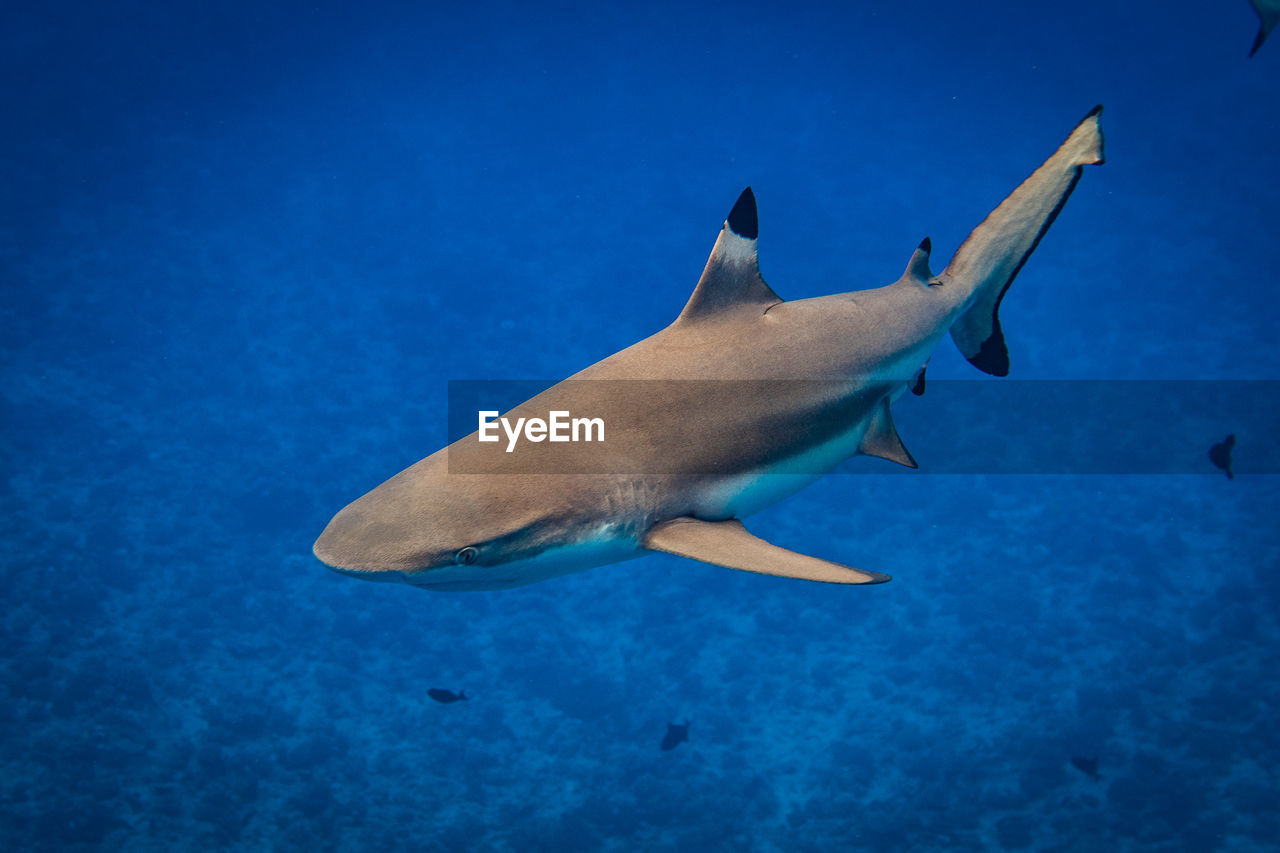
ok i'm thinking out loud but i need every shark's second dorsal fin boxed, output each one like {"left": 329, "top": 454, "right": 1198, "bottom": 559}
{"left": 643, "top": 517, "right": 889, "bottom": 585}
{"left": 858, "top": 401, "right": 918, "bottom": 468}
{"left": 676, "top": 188, "right": 781, "bottom": 323}
{"left": 903, "top": 237, "right": 934, "bottom": 283}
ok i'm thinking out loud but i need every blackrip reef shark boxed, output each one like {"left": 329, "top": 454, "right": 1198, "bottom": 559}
{"left": 315, "top": 107, "right": 1106, "bottom": 591}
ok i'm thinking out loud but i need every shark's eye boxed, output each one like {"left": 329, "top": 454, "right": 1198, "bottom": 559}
{"left": 455, "top": 547, "right": 479, "bottom": 566}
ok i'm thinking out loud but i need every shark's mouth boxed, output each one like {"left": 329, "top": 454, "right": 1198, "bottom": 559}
{"left": 407, "top": 577, "right": 524, "bottom": 592}
{"left": 323, "top": 565, "right": 409, "bottom": 584}
{"left": 325, "top": 564, "right": 516, "bottom": 591}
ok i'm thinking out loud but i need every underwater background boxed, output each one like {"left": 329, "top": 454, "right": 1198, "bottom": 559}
{"left": 3, "top": 0, "right": 1278, "bottom": 850}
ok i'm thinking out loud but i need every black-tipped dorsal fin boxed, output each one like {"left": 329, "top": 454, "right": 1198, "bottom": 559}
{"left": 903, "top": 237, "right": 934, "bottom": 283}
{"left": 676, "top": 188, "right": 781, "bottom": 323}
{"left": 858, "top": 400, "right": 918, "bottom": 468}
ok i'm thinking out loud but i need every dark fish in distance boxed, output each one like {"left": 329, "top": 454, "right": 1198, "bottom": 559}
{"left": 428, "top": 688, "right": 468, "bottom": 704}
{"left": 1250, "top": 0, "right": 1280, "bottom": 57}
{"left": 661, "top": 721, "right": 689, "bottom": 751}
{"left": 1209, "top": 434, "right": 1236, "bottom": 480}
{"left": 1071, "top": 756, "right": 1101, "bottom": 780}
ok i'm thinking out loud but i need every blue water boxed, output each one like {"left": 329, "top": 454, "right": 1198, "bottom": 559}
{"left": 4, "top": 1, "right": 1278, "bottom": 850}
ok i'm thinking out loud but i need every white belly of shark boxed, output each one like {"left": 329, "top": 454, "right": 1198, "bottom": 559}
{"left": 411, "top": 530, "right": 642, "bottom": 591}
{"left": 698, "top": 406, "right": 877, "bottom": 520}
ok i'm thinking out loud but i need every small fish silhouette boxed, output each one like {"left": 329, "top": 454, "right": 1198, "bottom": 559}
{"left": 428, "top": 688, "right": 468, "bottom": 704}
{"left": 1250, "top": 0, "right": 1280, "bottom": 57}
{"left": 1070, "top": 756, "right": 1101, "bottom": 780}
{"left": 661, "top": 721, "right": 689, "bottom": 751}
{"left": 1209, "top": 434, "right": 1236, "bottom": 480}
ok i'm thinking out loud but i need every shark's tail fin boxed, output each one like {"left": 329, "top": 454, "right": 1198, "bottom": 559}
{"left": 943, "top": 106, "right": 1105, "bottom": 376}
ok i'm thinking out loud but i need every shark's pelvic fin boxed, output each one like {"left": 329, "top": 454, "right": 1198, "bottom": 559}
{"left": 1252, "top": 0, "right": 1279, "bottom": 57}
{"left": 857, "top": 400, "right": 918, "bottom": 468}
{"left": 643, "top": 517, "right": 890, "bottom": 585}
{"left": 676, "top": 187, "right": 781, "bottom": 322}
{"left": 943, "top": 105, "right": 1106, "bottom": 376}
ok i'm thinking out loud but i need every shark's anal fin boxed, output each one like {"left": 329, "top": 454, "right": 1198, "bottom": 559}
{"left": 676, "top": 187, "right": 782, "bottom": 322}
{"left": 643, "top": 518, "right": 890, "bottom": 585}
{"left": 858, "top": 400, "right": 918, "bottom": 468}
{"left": 911, "top": 366, "right": 927, "bottom": 396}
{"left": 943, "top": 106, "right": 1105, "bottom": 376}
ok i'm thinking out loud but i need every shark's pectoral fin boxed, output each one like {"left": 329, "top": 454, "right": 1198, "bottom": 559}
{"left": 676, "top": 188, "right": 782, "bottom": 322}
{"left": 857, "top": 401, "right": 918, "bottom": 468}
{"left": 643, "top": 517, "right": 890, "bottom": 585}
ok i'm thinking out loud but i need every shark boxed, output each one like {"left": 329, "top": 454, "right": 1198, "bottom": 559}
{"left": 1250, "top": 0, "right": 1280, "bottom": 56}
{"left": 314, "top": 106, "right": 1105, "bottom": 591}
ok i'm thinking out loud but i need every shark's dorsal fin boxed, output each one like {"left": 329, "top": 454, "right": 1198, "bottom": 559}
{"left": 903, "top": 237, "right": 934, "bottom": 283}
{"left": 858, "top": 401, "right": 918, "bottom": 468}
{"left": 643, "top": 517, "right": 890, "bottom": 585}
{"left": 676, "top": 188, "right": 781, "bottom": 323}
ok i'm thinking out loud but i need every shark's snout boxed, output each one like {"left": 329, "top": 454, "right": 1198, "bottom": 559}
{"left": 314, "top": 544, "right": 406, "bottom": 584}
{"left": 312, "top": 498, "right": 424, "bottom": 582}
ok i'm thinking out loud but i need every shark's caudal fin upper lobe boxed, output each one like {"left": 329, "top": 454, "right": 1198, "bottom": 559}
{"left": 943, "top": 106, "right": 1105, "bottom": 376}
